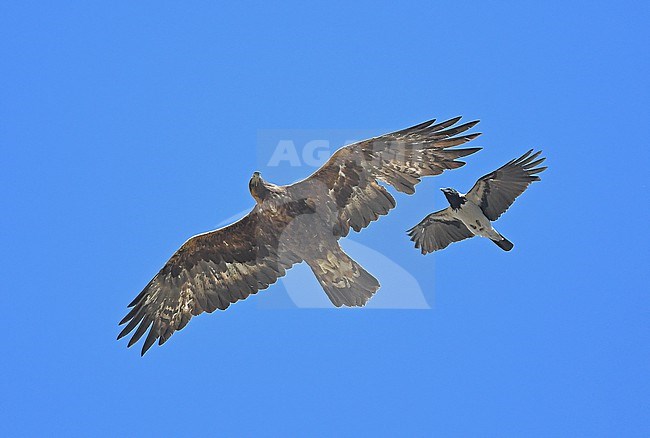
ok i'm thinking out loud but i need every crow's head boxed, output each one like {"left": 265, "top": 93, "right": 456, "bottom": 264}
{"left": 441, "top": 187, "right": 465, "bottom": 209}
{"left": 441, "top": 187, "right": 460, "bottom": 196}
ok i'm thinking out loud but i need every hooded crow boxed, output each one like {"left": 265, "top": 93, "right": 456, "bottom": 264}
{"left": 407, "top": 150, "right": 546, "bottom": 253}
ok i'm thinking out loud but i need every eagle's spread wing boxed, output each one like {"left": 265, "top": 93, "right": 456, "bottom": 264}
{"left": 118, "top": 210, "right": 300, "bottom": 355}
{"left": 407, "top": 208, "right": 474, "bottom": 254}
{"left": 297, "top": 117, "right": 481, "bottom": 237}
{"left": 466, "top": 149, "right": 546, "bottom": 221}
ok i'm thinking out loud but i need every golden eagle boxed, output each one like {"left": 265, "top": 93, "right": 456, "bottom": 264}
{"left": 118, "top": 116, "right": 481, "bottom": 355}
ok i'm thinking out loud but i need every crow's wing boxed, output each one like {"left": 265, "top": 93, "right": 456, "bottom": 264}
{"left": 293, "top": 116, "right": 482, "bottom": 237}
{"left": 466, "top": 150, "right": 546, "bottom": 221}
{"left": 407, "top": 208, "right": 474, "bottom": 254}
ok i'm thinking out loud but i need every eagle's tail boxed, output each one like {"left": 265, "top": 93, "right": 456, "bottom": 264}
{"left": 491, "top": 233, "right": 514, "bottom": 251}
{"left": 307, "top": 247, "right": 380, "bottom": 307}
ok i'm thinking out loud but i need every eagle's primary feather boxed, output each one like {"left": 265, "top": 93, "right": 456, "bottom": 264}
{"left": 119, "top": 116, "right": 481, "bottom": 355}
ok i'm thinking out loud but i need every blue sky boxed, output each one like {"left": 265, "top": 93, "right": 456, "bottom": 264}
{"left": 1, "top": 1, "right": 648, "bottom": 436}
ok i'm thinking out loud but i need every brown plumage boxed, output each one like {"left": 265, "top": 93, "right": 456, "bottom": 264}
{"left": 118, "top": 116, "right": 481, "bottom": 355}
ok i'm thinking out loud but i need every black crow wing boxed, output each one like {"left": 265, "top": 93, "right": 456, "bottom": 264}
{"left": 466, "top": 150, "right": 546, "bottom": 221}
{"left": 407, "top": 208, "right": 474, "bottom": 254}
{"left": 294, "top": 116, "right": 482, "bottom": 237}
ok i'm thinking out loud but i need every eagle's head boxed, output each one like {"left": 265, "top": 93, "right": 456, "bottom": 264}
{"left": 249, "top": 171, "right": 269, "bottom": 203}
